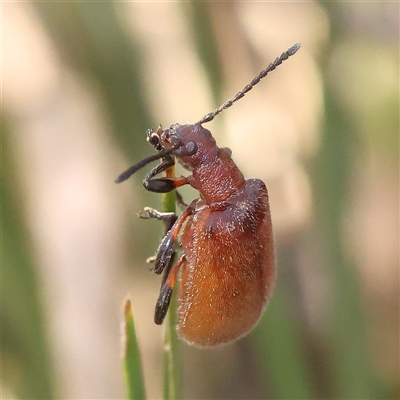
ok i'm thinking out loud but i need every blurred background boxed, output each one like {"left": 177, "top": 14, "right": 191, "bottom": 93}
{"left": 2, "top": 2, "right": 398, "bottom": 399}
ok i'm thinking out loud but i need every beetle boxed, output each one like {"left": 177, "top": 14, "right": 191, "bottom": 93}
{"left": 116, "top": 43, "right": 300, "bottom": 347}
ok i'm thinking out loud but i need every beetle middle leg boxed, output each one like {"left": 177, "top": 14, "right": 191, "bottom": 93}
{"left": 139, "top": 192, "right": 189, "bottom": 266}
{"left": 139, "top": 201, "right": 193, "bottom": 273}
{"left": 139, "top": 207, "right": 178, "bottom": 265}
{"left": 140, "top": 207, "right": 178, "bottom": 234}
{"left": 153, "top": 204, "right": 194, "bottom": 275}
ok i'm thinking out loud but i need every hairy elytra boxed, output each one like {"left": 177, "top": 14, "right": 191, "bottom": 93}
{"left": 116, "top": 43, "right": 300, "bottom": 347}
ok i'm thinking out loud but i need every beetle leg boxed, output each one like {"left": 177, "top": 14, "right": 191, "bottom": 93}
{"left": 140, "top": 154, "right": 190, "bottom": 193}
{"left": 155, "top": 253, "right": 186, "bottom": 325}
{"left": 154, "top": 204, "right": 194, "bottom": 275}
{"left": 143, "top": 175, "right": 188, "bottom": 193}
{"left": 146, "top": 155, "right": 175, "bottom": 180}
{"left": 139, "top": 207, "right": 178, "bottom": 233}
{"left": 142, "top": 154, "right": 189, "bottom": 193}
{"left": 146, "top": 255, "right": 156, "bottom": 264}
{"left": 139, "top": 207, "right": 178, "bottom": 265}
{"left": 176, "top": 190, "right": 188, "bottom": 210}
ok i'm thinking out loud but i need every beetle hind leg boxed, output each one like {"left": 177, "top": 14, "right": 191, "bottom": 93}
{"left": 155, "top": 254, "right": 186, "bottom": 325}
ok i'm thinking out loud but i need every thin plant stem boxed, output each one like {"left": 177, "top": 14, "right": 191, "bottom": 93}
{"left": 162, "top": 164, "right": 182, "bottom": 400}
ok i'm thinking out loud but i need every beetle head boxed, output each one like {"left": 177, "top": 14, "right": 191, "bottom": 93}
{"left": 116, "top": 43, "right": 301, "bottom": 184}
{"left": 149, "top": 123, "right": 219, "bottom": 171}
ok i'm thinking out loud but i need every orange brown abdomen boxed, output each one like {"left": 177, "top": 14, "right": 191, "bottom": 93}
{"left": 177, "top": 179, "right": 275, "bottom": 347}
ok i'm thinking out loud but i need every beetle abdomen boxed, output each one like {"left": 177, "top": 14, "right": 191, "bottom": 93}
{"left": 177, "top": 179, "right": 275, "bottom": 347}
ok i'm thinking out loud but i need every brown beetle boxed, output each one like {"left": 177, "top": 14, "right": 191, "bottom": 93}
{"left": 116, "top": 43, "right": 300, "bottom": 347}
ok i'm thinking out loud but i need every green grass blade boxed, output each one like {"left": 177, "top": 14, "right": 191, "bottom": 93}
{"left": 2, "top": 126, "right": 55, "bottom": 398}
{"left": 123, "top": 297, "right": 146, "bottom": 400}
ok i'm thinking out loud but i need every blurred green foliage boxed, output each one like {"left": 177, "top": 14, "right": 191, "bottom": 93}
{"left": 3, "top": 125, "right": 54, "bottom": 399}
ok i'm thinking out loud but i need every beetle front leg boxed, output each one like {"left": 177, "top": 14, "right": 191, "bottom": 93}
{"left": 144, "top": 175, "right": 189, "bottom": 193}
{"left": 140, "top": 155, "right": 188, "bottom": 193}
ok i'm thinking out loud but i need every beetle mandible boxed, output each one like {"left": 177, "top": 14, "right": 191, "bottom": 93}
{"left": 116, "top": 43, "right": 300, "bottom": 347}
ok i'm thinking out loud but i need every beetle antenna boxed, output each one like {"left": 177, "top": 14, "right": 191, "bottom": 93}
{"left": 198, "top": 42, "right": 301, "bottom": 125}
{"left": 115, "top": 147, "right": 175, "bottom": 183}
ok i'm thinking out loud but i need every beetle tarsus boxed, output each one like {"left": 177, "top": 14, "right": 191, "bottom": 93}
{"left": 139, "top": 207, "right": 178, "bottom": 233}
{"left": 154, "top": 284, "right": 173, "bottom": 325}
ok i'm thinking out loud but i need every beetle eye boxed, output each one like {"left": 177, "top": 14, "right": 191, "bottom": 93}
{"left": 185, "top": 141, "right": 197, "bottom": 155}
